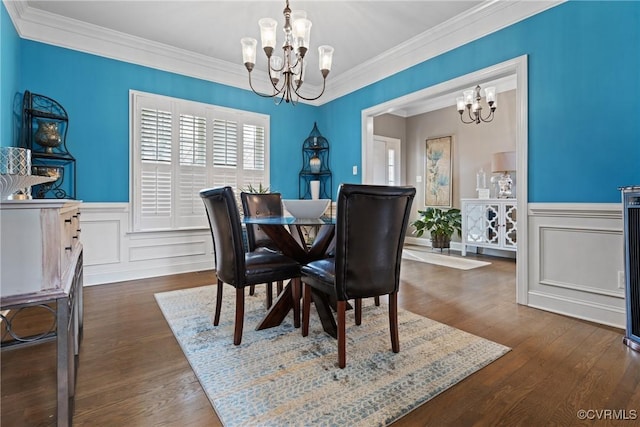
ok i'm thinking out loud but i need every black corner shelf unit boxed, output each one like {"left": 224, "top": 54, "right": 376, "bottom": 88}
{"left": 22, "top": 91, "right": 76, "bottom": 199}
{"left": 299, "top": 122, "right": 332, "bottom": 201}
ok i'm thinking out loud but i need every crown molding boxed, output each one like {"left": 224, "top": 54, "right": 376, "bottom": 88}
{"left": 322, "top": 0, "right": 564, "bottom": 104}
{"left": 3, "top": 0, "right": 261, "bottom": 91}
{"left": 4, "top": 0, "right": 564, "bottom": 106}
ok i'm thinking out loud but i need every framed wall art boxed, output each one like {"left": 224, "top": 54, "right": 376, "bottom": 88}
{"left": 425, "top": 135, "right": 452, "bottom": 207}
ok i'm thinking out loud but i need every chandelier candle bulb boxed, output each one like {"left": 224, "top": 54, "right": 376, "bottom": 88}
{"left": 293, "top": 18, "right": 311, "bottom": 50}
{"left": 241, "top": 37, "right": 257, "bottom": 69}
{"left": 464, "top": 90, "right": 474, "bottom": 106}
{"left": 318, "top": 45, "right": 334, "bottom": 71}
{"left": 484, "top": 86, "right": 496, "bottom": 105}
{"left": 259, "top": 18, "right": 277, "bottom": 51}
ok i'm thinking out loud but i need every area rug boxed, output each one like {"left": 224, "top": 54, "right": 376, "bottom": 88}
{"left": 155, "top": 285, "right": 509, "bottom": 426}
{"left": 402, "top": 246, "right": 491, "bottom": 270}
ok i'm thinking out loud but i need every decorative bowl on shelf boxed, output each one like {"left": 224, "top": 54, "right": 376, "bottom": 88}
{"left": 282, "top": 199, "right": 330, "bottom": 219}
{"left": 0, "top": 174, "right": 57, "bottom": 200}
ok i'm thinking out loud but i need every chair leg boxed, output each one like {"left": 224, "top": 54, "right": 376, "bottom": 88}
{"left": 249, "top": 285, "right": 255, "bottom": 296}
{"left": 233, "top": 288, "right": 245, "bottom": 346}
{"left": 389, "top": 292, "right": 399, "bottom": 353}
{"left": 374, "top": 296, "right": 380, "bottom": 306}
{"left": 277, "top": 281, "right": 283, "bottom": 295}
{"left": 214, "top": 278, "right": 223, "bottom": 326}
{"left": 337, "top": 300, "right": 346, "bottom": 369}
{"left": 302, "top": 282, "right": 311, "bottom": 337}
{"left": 266, "top": 282, "right": 273, "bottom": 308}
{"left": 355, "top": 298, "right": 362, "bottom": 325}
{"left": 292, "top": 278, "right": 301, "bottom": 328}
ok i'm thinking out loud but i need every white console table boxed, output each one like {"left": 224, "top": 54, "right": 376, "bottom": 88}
{"left": 461, "top": 198, "right": 517, "bottom": 256}
{"left": 0, "top": 199, "right": 83, "bottom": 427}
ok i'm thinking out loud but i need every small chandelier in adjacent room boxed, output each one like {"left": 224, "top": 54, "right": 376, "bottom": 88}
{"left": 456, "top": 85, "right": 497, "bottom": 124}
{"left": 240, "top": 0, "right": 334, "bottom": 105}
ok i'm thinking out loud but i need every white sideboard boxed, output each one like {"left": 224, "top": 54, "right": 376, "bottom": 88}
{"left": 461, "top": 198, "right": 517, "bottom": 256}
{"left": 0, "top": 199, "right": 83, "bottom": 426}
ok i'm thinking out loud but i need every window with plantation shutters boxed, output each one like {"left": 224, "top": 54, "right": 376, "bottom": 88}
{"left": 131, "top": 90, "right": 269, "bottom": 232}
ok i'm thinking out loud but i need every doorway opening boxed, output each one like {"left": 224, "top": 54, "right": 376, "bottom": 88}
{"left": 361, "top": 55, "right": 529, "bottom": 304}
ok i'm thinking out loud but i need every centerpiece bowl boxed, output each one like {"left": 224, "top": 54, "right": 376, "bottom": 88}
{"left": 282, "top": 199, "right": 330, "bottom": 219}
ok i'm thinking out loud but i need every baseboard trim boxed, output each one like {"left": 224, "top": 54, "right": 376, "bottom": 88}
{"left": 528, "top": 290, "right": 625, "bottom": 329}
{"left": 84, "top": 261, "right": 213, "bottom": 286}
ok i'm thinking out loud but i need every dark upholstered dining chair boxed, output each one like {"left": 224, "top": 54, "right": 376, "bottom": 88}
{"left": 301, "top": 184, "right": 415, "bottom": 368}
{"left": 200, "top": 186, "right": 301, "bottom": 345}
{"left": 241, "top": 192, "right": 285, "bottom": 307}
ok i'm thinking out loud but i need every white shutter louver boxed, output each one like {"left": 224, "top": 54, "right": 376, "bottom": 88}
{"left": 179, "top": 114, "right": 207, "bottom": 222}
{"left": 243, "top": 124, "right": 265, "bottom": 170}
{"left": 212, "top": 119, "right": 238, "bottom": 167}
{"left": 139, "top": 107, "right": 172, "bottom": 229}
{"left": 141, "top": 108, "right": 172, "bottom": 163}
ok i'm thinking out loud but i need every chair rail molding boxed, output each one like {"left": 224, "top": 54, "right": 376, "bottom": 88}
{"left": 79, "top": 202, "right": 213, "bottom": 285}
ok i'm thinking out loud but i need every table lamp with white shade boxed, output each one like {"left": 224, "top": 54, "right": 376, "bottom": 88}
{"left": 491, "top": 151, "right": 516, "bottom": 198}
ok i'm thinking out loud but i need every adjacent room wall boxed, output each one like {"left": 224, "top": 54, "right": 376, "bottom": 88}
{"left": 406, "top": 89, "right": 517, "bottom": 209}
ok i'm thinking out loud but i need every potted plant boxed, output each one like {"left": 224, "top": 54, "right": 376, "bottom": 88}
{"left": 412, "top": 207, "right": 462, "bottom": 250}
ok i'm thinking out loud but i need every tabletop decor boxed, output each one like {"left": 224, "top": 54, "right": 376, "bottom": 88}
{"left": 155, "top": 284, "right": 509, "bottom": 427}
{"left": 282, "top": 198, "right": 329, "bottom": 219}
{"left": 0, "top": 147, "right": 31, "bottom": 175}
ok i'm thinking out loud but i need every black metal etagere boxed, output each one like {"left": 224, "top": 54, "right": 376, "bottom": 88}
{"left": 299, "top": 122, "right": 332, "bottom": 201}
{"left": 22, "top": 91, "right": 76, "bottom": 199}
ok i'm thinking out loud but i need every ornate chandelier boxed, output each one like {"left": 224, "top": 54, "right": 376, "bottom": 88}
{"left": 241, "top": 0, "right": 334, "bottom": 105}
{"left": 456, "top": 85, "right": 497, "bottom": 124}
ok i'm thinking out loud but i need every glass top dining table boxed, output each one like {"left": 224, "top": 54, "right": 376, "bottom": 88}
{"left": 243, "top": 215, "right": 338, "bottom": 337}
{"left": 243, "top": 215, "right": 336, "bottom": 264}
{"left": 243, "top": 216, "right": 335, "bottom": 226}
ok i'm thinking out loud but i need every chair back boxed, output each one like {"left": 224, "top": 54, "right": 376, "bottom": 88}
{"left": 200, "top": 186, "right": 246, "bottom": 287}
{"left": 240, "top": 192, "right": 283, "bottom": 251}
{"left": 334, "top": 184, "right": 416, "bottom": 300}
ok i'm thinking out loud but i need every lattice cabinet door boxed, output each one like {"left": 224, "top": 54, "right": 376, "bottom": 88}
{"left": 461, "top": 198, "right": 517, "bottom": 256}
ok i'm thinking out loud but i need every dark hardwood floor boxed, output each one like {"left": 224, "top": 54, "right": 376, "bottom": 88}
{"left": 2, "top": 253, "right": 639, "bottom": 426}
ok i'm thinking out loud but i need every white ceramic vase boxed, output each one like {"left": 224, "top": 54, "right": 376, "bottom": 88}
{"left": 310, "top": 180, "right": 320, "bottom": 200}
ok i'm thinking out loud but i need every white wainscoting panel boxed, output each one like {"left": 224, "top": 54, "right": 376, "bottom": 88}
{"left": 528, "top": 203, "right": 625, "bottom": 328}
{"left": 79, "top": 203, "right": 214, "bottom": 286}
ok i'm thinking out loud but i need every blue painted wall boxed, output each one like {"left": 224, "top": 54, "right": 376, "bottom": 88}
{"left": 4, "top": 1, "right": 640, "bottom": 203}
{"left": 1, "top": 2, "right": 21, "bottom": 148}
{"left": 16, "top": 41, "right": 319, "bottom": 201}
{"left": 319, "top": 1, "right": 640, "bottom": 203}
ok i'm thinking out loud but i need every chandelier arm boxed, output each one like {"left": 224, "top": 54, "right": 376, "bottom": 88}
{"left": 478, "top": 105, "right": 496, "bottom": 122}
{"left": 292, "top": 76, "right": 327, "bottom": 101}
{"left": 266, "top": 66, "right": 287, "bottom": 95}
{"left": 480, "top": 110, "right": 495, "bottom": 123}
{"left": 247, "top": 71, "right": 283, "bottom": 99}
{"left": 459, "top": 112, "right": 475, "bottom": 124}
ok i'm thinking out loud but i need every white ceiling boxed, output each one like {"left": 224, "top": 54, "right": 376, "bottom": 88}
{"left": 8, "top": 0, "right": 561, "bottom": 106}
